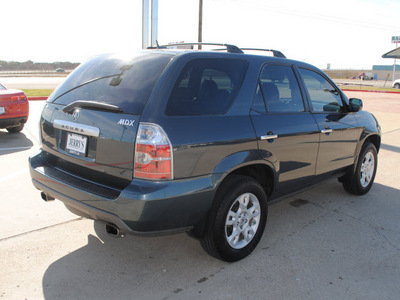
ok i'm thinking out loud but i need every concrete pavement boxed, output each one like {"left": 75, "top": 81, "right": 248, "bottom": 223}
{"left": 0, "top": 92, "right": 399, "bottom": 299}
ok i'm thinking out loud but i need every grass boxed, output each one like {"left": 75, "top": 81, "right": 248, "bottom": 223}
{"left": 22, "top": 89, "right": 54, "bottom": 97}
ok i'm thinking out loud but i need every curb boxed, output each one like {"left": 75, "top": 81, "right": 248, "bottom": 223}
{"left": 28, "top": 97, "right": 48, "bottom": 101}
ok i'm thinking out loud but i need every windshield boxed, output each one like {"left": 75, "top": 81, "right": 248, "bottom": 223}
{"left": 48, "top": 52, "right": 173, "bottom": 115}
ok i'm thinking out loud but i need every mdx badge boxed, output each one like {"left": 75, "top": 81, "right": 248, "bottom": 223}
{"left": 118, "top": 119, "right": 135, "bottom": 126}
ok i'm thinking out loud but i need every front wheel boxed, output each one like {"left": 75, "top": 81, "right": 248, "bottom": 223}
{"left": 394, "top": 83, "right": 400, "bottom": 89}
{"left": 200, "top": 175, "right": 268, "bottom": 262}
{"left": 343, "top": 142, "right": 377, "bottom": 195}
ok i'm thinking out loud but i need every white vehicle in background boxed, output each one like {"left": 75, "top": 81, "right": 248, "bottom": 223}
{"left": 393, "top": 79, "right": 400, "bottom": 89}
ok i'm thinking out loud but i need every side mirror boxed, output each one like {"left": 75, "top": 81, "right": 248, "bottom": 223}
{"left": 349, "top": 98, "right": 363, "bottom": 112}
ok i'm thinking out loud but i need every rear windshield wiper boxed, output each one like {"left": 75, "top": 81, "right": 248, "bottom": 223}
{"left": 63, "top": 100, "right": 123, "bottom": 114}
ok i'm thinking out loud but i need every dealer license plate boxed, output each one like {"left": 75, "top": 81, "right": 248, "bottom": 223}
{"left": 66, "top": 133, "right": 87, "bottom": 157}
{"left": 0, "top": 107, "right": 5, "bottom": 115}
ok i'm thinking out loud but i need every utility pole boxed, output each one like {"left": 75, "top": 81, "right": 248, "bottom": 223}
{"left": 198, "top": 0, "right": 203, "bottom": 49}
{"left": 393, "top": 42, "right": 398, "bottom": 81}
{"left": 142, "top": 0, "right": 158, "bottom": 49}
{"left": 391, "top": 36, "right": 400, "bottom": 81}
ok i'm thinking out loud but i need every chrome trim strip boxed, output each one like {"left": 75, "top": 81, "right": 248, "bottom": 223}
{"left": 54, "top": 119, "right": 100, "bottom": 137}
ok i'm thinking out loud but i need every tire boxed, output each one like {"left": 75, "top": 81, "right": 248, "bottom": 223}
{"left": 394, "top": 83, "right": 400, "bottom": 89}
{"left": 343, "top": 142, "right": 377, "bottom": 195}
{"left": 7, "top": 124, "right": 24, "bottom": 133}
{"left": 200, "top": 175, "right": 268, "bottom": 262}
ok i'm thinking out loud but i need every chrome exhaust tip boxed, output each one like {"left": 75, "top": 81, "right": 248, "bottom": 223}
{"left": 41, "top": 192, "right": 55, "bottom": 202}
{"left": 105, "top": 223, "right": 125, "bottom": 238}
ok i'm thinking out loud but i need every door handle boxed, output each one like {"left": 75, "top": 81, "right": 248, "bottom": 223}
{"left": 321, "top": 128, "right": 333, "bottom": 134}
{"left": 260, "top": 133, "right": 278, "bottom": 140}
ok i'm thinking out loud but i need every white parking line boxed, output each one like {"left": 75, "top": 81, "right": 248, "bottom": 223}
{"left": 0, "top": 169, "right": 28, "bottom": 183}
{"left": 0, "top": 146, "right": 32, "bottom": 151}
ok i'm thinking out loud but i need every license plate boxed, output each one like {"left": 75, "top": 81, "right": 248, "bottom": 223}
{"left": 66, "top": 133, "right": 87, "bottom": 157}
{"left": 0, "top": 107, "right": 5, "bottom": 115}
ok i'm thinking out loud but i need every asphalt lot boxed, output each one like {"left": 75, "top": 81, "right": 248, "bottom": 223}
{"left": 1, "top": 91, "right": 399, "bottom": 299}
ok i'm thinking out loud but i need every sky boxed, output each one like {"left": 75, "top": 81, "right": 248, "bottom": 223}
{"left": 1, "top": 0, "right": 400, "bottom": 69}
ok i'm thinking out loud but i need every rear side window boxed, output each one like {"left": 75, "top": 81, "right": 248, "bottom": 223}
{"left": 252, "top": 64, "right": 304, "bottom": 113}
{"left": 48, "top": 53, "right": 173, "bottom": 115}
{"left": 166, "top": 58, "right": 248, "bottom": 116}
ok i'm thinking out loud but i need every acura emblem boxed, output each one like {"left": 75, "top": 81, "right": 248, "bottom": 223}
{"left": 72, "top": 110, "right": 80, "bottom": 121}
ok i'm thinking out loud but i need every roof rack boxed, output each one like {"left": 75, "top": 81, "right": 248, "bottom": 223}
{"left": 157, "top": 43, "right": 244, "bottom": 54}
{"left": 240, "top": 48, "right": 286, "bottom": 58}
{"left": 149, "top": 42, "right": 286, "bottom": 58}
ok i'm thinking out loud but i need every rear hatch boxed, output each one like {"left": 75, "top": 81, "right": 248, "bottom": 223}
{"left": 40, "top": 52, "right": 173, "bottom": 192}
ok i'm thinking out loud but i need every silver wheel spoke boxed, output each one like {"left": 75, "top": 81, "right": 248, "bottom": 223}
{"left": 243, "top": 227, "right": 254, "bottom": 242}
{"left": 239, "top": 194, "right": 249, "bottom": 208}
{"left": 229, "top": 230, "right": 240, "bottom": 246}
{"left": 226, "top": 211, "right": 237, "bottom": 226}
{"left": 248, "top": 203, "right": 260, "bottom": 217}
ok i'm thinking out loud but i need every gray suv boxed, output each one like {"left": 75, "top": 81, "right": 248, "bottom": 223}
{"left": 29, "top": 43, "right": 381, "bottom": 261}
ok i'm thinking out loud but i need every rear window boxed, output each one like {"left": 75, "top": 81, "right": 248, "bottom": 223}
{"left": 165, "top": 58, "right": 248, "bottom": 116}
{"left": 48, "top": 52, "right": 173, "bottom": 115}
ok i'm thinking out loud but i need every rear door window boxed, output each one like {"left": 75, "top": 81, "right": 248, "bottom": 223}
{"left": 252, "top": 64, "right": 304, "bottom": 113}
{"left": 166, "top": 58, "right": 248, "bottom": 116}
{"left": 48, "top": 53, "right": 173, "bottom": 115}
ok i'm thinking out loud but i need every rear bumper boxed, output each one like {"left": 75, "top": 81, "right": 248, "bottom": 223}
{"left": 29, "top": 151, "right": 220, "bottom": 235}
{"left": 0, "top": 116, "right": 27, "bottom": 129}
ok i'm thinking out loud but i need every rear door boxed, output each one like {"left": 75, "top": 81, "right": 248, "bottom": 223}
{"left": 298, "top": 68, "right": 361, "bottom": 175}
{"left": 250, "top": 64, "right": 320, "bottom": 196}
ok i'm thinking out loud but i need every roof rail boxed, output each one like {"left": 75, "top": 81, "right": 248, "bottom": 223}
{"left": 150, "top": 42, "right": 286, "bottom": 58}
{"left": 240, "top": 48, "right": 286, "bottom": 58}
{"left": 157, "top": 43, "right": 244, "bottom": 54}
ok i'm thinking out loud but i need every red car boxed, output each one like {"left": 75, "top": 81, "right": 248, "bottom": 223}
{"left": 0, "top": 83, "right": 29, "bottom": 133}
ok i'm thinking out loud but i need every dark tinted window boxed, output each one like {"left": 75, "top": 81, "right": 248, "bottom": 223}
{"left": 166, "top": 58, "right": 248, "bottom": 116}
{"left": 253, "top": 64, "right": 304, "bottom": 113}
{"left": 299, "top": 68, "right": 344, "bottom": 112}
{"left": 48, "top": 53, "right": 173, "bottom": 115}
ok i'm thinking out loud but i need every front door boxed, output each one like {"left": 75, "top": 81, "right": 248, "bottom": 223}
{"left": 298, "top": 68, "right": 361, "bottom": 176}
{"left": 250, "top": 64, "right": 320, "bottom": 197}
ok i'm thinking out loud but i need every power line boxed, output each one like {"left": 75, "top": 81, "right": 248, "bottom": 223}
{"left": 232, "top": 0, "right": 400, "bottom": 32}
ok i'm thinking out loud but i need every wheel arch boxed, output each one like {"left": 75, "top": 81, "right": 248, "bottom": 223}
{"left": 191, "top": 158, "right": 276, "bottom": 239}
{"left": 212, "top": 150, "right": 276, "bottom": 198}
{"left": 365, "top": 133, "right": 381, "bottom": 153}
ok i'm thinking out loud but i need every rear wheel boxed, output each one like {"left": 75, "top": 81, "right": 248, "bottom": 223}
{"left": 200, "top": 175, "right": 268, "bottom": 262}
{"left": 343, "top": 142, "right": 377, "bottom": 195}
{"left": 6, "top": 124, "right": 24, "bottom": 133}
{"left": 394, "top": 83, "right": 400, "bottom": 89}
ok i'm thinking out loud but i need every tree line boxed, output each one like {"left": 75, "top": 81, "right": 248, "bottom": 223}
{"left": 0, "top": 60, "right": 80, "bottom": 71}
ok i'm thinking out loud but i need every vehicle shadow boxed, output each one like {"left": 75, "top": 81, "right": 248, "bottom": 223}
{"left": 41, "top": 180, "right": 400, "bottom": 299}
{"left": 42, "top": 221, "right": 226, "bottom": 299}
{"left": 381, "top": 143, "right": 400, "bottom": 154}
{"left": 0, "top": 130, "right": 33, "bottom": 155}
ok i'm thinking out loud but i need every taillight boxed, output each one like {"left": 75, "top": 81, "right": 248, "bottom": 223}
{"left": 134, "top": 123, "right": 173, "bottom": 180}
{"left": 11, "top": 95, "right": 26, "bottom": 101}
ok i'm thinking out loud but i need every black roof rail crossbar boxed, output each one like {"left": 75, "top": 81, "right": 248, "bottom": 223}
{"left": 158, "top": 42, "right": 244, "bottom": 54}
{"left": 240, "top": 48, "right": 286, "bottom": 58}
